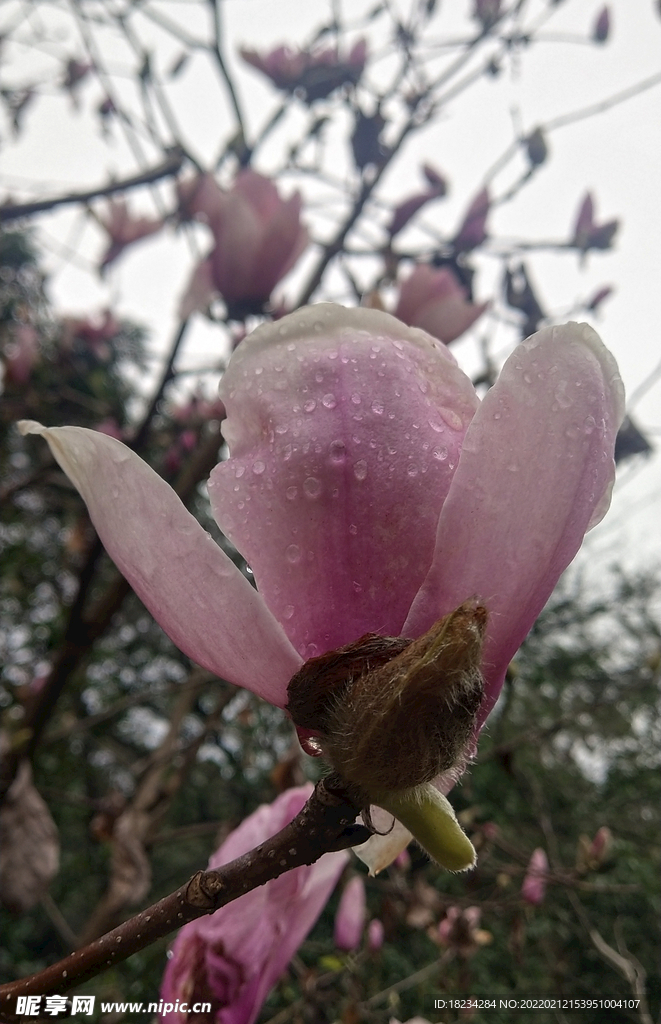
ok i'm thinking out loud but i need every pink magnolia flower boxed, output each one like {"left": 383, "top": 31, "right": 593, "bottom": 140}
{"left": 394, "top": 265, "right": 488, "bottom": 344}
{"left": 593, "top": 6, "right": 610, "bottom": 43}
{"left": 159, "top": 785, "right": 348, "bottom": 1024}
{"left": 521, "top": 847, "right": 549, "bottom": 905}
{"left": 180, "top": 171, "right": 308, "bottom": 319}
{"left": 2, "top": 323, "right": 39, "bottom": 385}
{"left": 334, "top": 875, "right": 367, "bottom": 951}
{"left": 367, "top": 918, "right": 385, "bottom": 951}
{"left": 20, "top": 304, "right": 623, "bottom": 867}
{"left": 437, "top": 905, "right": 490, "bottom": 957}
{"left": 571, "top": 193, "right": 619, "bottom": 252}
{"left": 388, "top": 165, "right": 447, "bottom": 237}
{"left": 452, "top": 187, "right": 490, "bottom": 251}
{"left": 240, "top": 40, "right": 366, "bottom": 102}
{"left": 97, "top": 200, "right": 163, "bottom": 270}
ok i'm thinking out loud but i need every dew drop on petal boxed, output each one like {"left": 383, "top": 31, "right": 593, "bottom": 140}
{"left": 329, "top": 440, "right": 347, "bottom": 463}
{"left": 371, "top": 400, "right": 384, "bottom": 415}
{"left": 406, "top": 463, "right": 419, "bottom": 477}
{"left": 235, "top": 465, "right": 245, "bottom": 478}
{"left": 303, "top": 476, "right": 322, "bottom": 498}
{"left": 353, "top": 459, "right": 368, "bottom": 481}
{"left": 349, "top": 523, "right": 358, "bottom": 535}
{"left": 303, "top": 399, "right": 316, "bottom": 413}
{"left": 283, "top": 604, "right": 295, "bottom": 619}
{"left": 286, "top": 486, "right": 298, "bottom": 500}
{"left": 252, "top": 460, "right": 265, "bottom": 475}
{"left": 286, "top": 543, "right": 302, "bottom": 564}
{"left": 322, "top": 393, "right": 337, "bottom": 409}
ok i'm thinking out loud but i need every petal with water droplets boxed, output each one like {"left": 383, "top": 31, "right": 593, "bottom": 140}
{"left": 18, "top": 421, "right": 301, "bottom": 705}
{"left": 403, "top": 322, "right": 624, "bottom": 722}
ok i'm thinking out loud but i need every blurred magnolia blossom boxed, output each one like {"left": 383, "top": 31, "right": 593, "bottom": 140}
{"left": 367, "top": 918, "right": 385, "bottom": 951}
{"left": 240, "top": 39, "right": 366, "bottom": 102}
{"left": 393, "top": 265, "right": 488, "bottom": 344}
{"left": 576, "top": 826, "right": 613, "bottom": 873}
{"left": 159, "top": 785, "right": 348, "bottom": 1024}
{"left": 521, "top": 847, "right": 550, "bottom": 905}
{"left": 2, "top": 322, "right": 39, "bottom": 385}
{"left": 60, "top": 310, "right": 122, "bottom": 360}
{"left": 571, "top": 192, "right": 619, "bottom": 253}
{"left": 179, "top": 170, "right": 308, "bottom": 320}
{"left": 452, "top": 187, "right": 490, "bottom": 251}
{"left": 20, "top": 303, "right": 623, "bottom": 872}
{"left": 437, "top": 904, "right": 491, "bottom": 957}
{"left": 593, "top": 6, "right": 611, "bottom": 43}
{"left": 334, "top": 874, "right": 367, "bottom": 951}
{"left": 388, "top": 164, "right": 448, "bottom": 238}
{"left": 97, "top": 199, "right": 164, "bottom": 270}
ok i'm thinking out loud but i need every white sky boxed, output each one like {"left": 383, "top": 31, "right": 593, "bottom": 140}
{"left": 1, "top": 0, "right": 660, "bottom": 574}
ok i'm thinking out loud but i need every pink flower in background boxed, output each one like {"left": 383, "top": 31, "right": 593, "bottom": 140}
{"left": 240, "top": 40, "right": 366, "bottom": 101}
{"left": 521, "top": 848, "right": 549, "bottom": 905}
{"left": 437, "top": 905, "right": 490, "bottom": 957}
{"left": 159, "top": 785, "right": 348, "bottom": 1024}
{"left": 571, "top": 193, "right": 619, "bottom": 252}
{"left": 334, "top": 875, "right": 367, "bottom": 951}
{"left": 97, "top": 199, "right": 163, "bottom": 270}
{"left": 367, "top": 918, "right": 385, "bottom": 951}
{"left": 388, "top": 165, "right": 447, "bottom": 237}
{"left": 2, "top": 323, "right": 39, "bottom": 385}
{"left": 394, "top": 265, "right": 488, "bottom": 344}
{"left": 180, "top": 170, "right": 308, "bottom": 319}
{"left": 592, "top": 6, "right": 611, "bottom": 43}
{"left": 452, "top": 187, "right": 490, "bottom": 251}
{"left": 20, "top": 303, "right": 623, "bottom": 867}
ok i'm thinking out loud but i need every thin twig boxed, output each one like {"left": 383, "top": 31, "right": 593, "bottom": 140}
{"left": 0, "top": 779, "right": 366, "bottom": 1008}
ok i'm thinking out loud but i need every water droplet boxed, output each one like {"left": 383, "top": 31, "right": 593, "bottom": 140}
{"left": 433, "top": 445, "right": 448, "bottom": 461}
{"left": 283, "top": 604, "right": 294, "bottom": 619}
{"left": 252, "top": 460, "right": 265, "bottom": 475}
{"left": 523, "top": 372, "right": 533, "bottom": 384}
{"left": 406, "top": 463, "right": 419, "bottom": 477}
{"left": 554, "top": 382, "right": 572, "bottom": 409}
{"left": 303, "top": 476, "right": 321, "bottom": 498}
{"left": 371, "top": 399, "right": 384, "bottom": 415}
{"left": 353, "top": 580, "right": 363, "bottom": 593}
{"left": 493, "top": 412, "right": 502, "bottom": 421}
{"left": 429, "top": 420, "right": 444, "bottom": 433}
{"left": 254, "top": 366, "right": 263, "bottom": 375}
{"left": 322, "top": 393, "right": 337, "bottom": 409}
{"left": 286, "top": 543, "right": 302, "bottom": 564}
{"left": 314, "top": 370, "right": 324, "bottom": 383}
{"left": 439, "top": 407, "right": 463, "bottom": 431}
{"left": 329, "top": 440, "right": 347, "bottom": 463}
{"left": 286, "top": 342, "right": 296, "bottom": 352}
{"left": 353, "top": 459, "right": 368, "bottom": 481}
{"left": 235, "top": 465, "right": 245, "bottom": 478}
{"left": 584, "top": 415, "right": 596, "bottom": 434}
{"left": 351, "top": 392, "right": 361, "bottom": 405}
{"left": 286, "top": 486, "right": 298, "bottom": 500}
{"left": 349, "top": 523, "right": 358, "bottom": 535}
{"left": 565, "top": 425, "right": 580, "bottom": 440}
{"left": 303, "top": 399, "right": 316, "bottom": 413}
{"left": 507, "top": 462, "right": 519, "bottom": 472}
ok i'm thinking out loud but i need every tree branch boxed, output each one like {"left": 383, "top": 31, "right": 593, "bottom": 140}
{"left": 0, "top": 779, "right": 366, "bottom": 1010}
{"left": 0, "top": 150, "right": 185, "bottom": 224}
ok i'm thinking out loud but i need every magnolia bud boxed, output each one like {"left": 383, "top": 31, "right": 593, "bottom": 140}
{"left": 287, "top": 602, "right": 486, "bottom": 794}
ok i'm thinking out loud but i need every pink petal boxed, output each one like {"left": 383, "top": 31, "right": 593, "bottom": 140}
{"left": 18, "top": 422, "right": 301, "bottom": 706}
{"left": 160, "top": 785, "right": 348, "bottom": 1024}
{"left": 521, "top": 847, "right": 549, "bottom": 905}
{"left": 334, "top": 875, "right": 367, "bottom": 951}
{"left": 179, "top": 256, "right": 217, "bottom": 318}
{"left": 211, "top": 195, "right": 264, "bottom": 303}
{"left": 403, "top": 323, "right": 624, "bottom": 723}
{"left": 233, "top": 169, "right": 282, "bottom": 223}
{"left": 414, "top": 295, "right": 488, "bottom": 345}
{"left": 253, "top": 193, "right": 308, "bottom": 297}
{"left": 209, "top": 304, "right": 479, "bottom": 658}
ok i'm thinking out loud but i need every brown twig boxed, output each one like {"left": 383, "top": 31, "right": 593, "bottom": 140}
{"left": 0, "top": 778, "right": 366, "bottom": 1010}
{"left": 0, "top": 150, "right": 184, "bottom": 224}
